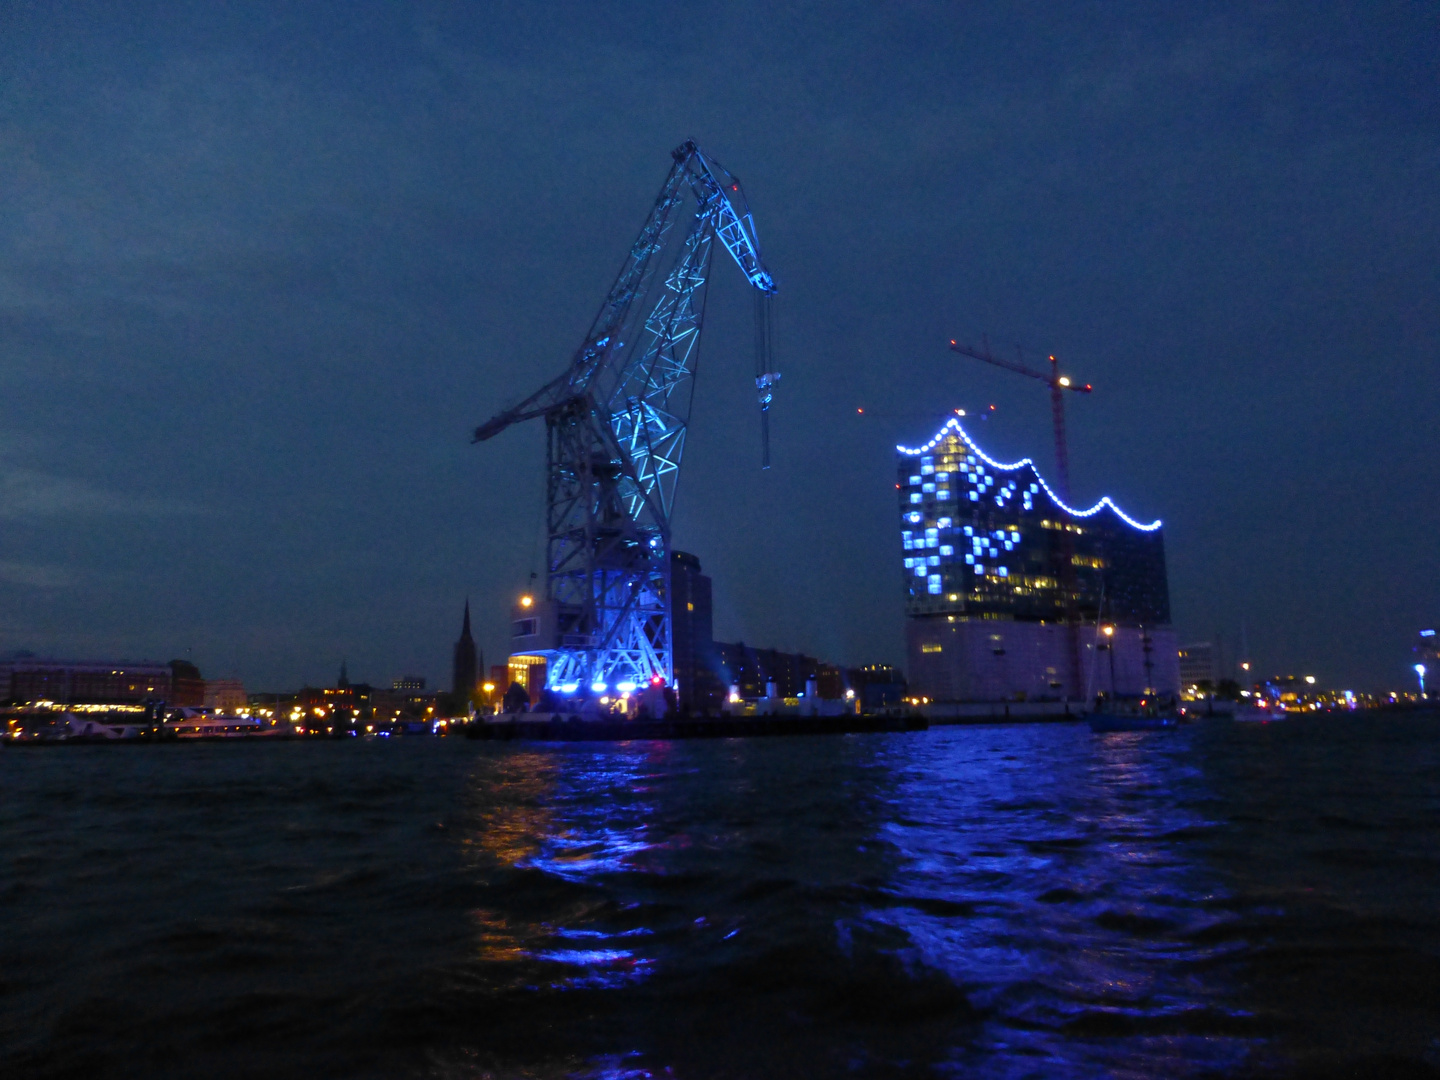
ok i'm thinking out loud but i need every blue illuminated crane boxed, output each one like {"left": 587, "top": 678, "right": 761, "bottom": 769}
{"left": 473, "top": 141, "right": 777, "bottom": 696}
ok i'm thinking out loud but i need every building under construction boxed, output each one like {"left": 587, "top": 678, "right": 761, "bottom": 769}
{"left": 899, "top": 417, "right": 1177, "bottom": 702}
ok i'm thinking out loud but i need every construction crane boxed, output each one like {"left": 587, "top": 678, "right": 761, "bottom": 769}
{"left": 949, "top": 338, "right": 1091, "bottom": 502}
{"left": 473, "top": 140, "right": 777, "bottom": 697}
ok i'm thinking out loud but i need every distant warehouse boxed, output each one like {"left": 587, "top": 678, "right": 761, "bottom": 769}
{"left": 898, "top": 418, "right": 1177, "bottom": 703}
{"left": 0, "top": 657, "right": 171, "bottom": 705}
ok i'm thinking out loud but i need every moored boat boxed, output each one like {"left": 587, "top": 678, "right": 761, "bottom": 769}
{"left": 1088, "top": 693, "right": 1180, "bottom": 733}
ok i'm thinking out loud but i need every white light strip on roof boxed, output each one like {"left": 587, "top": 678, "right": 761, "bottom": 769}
{"left": 896, "top": 417, "right": 1162, "bottom": 532}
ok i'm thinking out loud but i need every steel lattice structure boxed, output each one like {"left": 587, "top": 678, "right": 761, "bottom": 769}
{"left": 473, "top": 141, "right": 776, "bottom": 694}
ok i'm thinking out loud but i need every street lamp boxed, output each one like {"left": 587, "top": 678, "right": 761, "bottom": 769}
{"left": 1101, "top": 625, "right": 1116, "bottom": 699}
{"left": 1416, "top": 663, "right": 1427, "bottom": 698}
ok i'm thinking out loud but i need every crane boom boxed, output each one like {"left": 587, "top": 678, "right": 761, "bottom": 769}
{"left": 949, "top": 337, "right": 1090, "bottom": 502}
{"left": 472, "top": 141, "right": 777, "bottom": 699}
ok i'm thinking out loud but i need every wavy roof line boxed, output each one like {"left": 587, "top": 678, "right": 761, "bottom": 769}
{"left": 896, "top": 417, "right": 1162, "bottom": 533}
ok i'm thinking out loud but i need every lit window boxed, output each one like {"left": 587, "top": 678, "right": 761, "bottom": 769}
{"left": 965, "top": 554, "right": 974, "bottom": 564}
{"left": 938, "top": 488, "right": 951, "bottom": 499}
{"left": 1010, "top": 531, "right": 1019, "bottom": 542}
{"left": 927, "top": 536, "right": 939, "bottom": 548}
{"left": 975, "top": 563, "right": 984, "bottom": 574}
{"left": 904, "top": 558, "right": 915, "bottom": 568}
{"left": 963, "top": 526, "right": 973, "bottom": 536}
{"left": 939, "top": 545, "right": 954, "bottom": 556}
{"left": 938, "top": 517, "right": 952, "bottom": 527}
{"left": 1004, "top": 541, "right": 1013, "bottom": 550}
{"left": 998, "top": 567, "right": 1008, "bottom": 577}
{"left": 969, "top": 492, "right": 978, "bottom": 502}
{"left": 914, "top": 565, "right": 926, "bottom": 577}
{"left": 927, "top": 555, "right": 940, "bottom": 566}
{"left": 907, "top": 512, "right": 921, "bottom": 523}
{"left": 936, "top": 472, "right": 949, "bottom": 481}
{"left": 911, "top": 493, "right": 921, "bottom": 503}
{"left": 901, "top": 530, "right": 912, "bottom": 541}
{"left": 1030, "top": 484, "right": 1038, "bottom": 493}
{"left": 925, "top": 527, "right": 938, "bottom": 536}
{"left": 927, "top": 574, "right": 942, "bottom": 594}
{"left": 909, "top": 475, "right": 921, "bottom": 485}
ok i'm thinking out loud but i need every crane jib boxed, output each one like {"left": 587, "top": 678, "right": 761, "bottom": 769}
{"left": 471, "top": 142, "right": 778, "bottom": 697}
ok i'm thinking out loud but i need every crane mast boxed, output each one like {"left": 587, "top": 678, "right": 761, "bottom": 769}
{"left": 949, "top": 335, "right": 1093, "bottom": 702}
{"left": 474, "top": 141, "right": 777, "bottom": 697}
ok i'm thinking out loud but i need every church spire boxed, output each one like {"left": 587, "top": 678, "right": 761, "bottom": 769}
{"left": 453, "top": 598, "right": 478, "bottom": 701}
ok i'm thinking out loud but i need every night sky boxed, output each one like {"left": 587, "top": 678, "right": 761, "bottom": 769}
{"left": 1, "top": 3, "right": 1435, "bottom": 692}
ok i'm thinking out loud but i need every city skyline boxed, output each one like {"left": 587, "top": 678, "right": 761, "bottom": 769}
{"left": 0, "top": 4, "right": 1435, "bottom": 691}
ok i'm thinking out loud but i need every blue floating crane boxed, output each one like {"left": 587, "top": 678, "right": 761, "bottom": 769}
{"left": 473, "top": 140, "right": 778, "bottom": 697}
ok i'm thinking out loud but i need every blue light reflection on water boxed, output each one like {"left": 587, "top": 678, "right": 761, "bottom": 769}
{"left": 444, "top": 726, "right": 1265, "bottom": 1078}
{"left": 4, "top": 721, "right": 1439, "bottom": 1078}
{"left": 867, "top": 727, "right": 1253, "bottom": 1077}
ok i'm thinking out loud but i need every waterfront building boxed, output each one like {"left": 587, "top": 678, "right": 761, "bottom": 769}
{"left": 203, "top": 678, "right": 248, "bottom": 713}
{"left": 0, "top": 657, "right": 171, "bottom": 705}
{"left": 392, "top": 675, "right": 426, "bottom": 691}
{"left": 671, "top": 550, "right": 721, "bottom": 711}
{"left": 712, "top": 642, "right": 858, "bottom": 703}
{"left": 853, "top": 664, "right": 907, "bottom": 709}
{"left": 452, "top": 601, "right": 479, "bottom": 701}
{"left": 1178, "top": 643, "right": 1216, "bottom": 693}
{"left": 170, "top": 659, "right": 206, "bottom": 706}
{"left": 898, "top": 417, "right": 1178, "bottom": 702}
{"left": 507, "top": 654, "right": 546, "bottom": 707}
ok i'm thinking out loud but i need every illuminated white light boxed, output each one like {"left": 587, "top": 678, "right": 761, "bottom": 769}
{"left": 897, "top": 418, "right": 1162, "bottom": 531}
{"left": 559, "top": 682, "right": 580, "bottom": 693}
{"left": 591, "top": 682, "right": 607, "bottom": 693}
{"left": 617, "top": 681, "right": 637, "bottom": 692}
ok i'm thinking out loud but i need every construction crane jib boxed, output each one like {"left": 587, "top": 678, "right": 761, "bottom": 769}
{"left": 473, "top": 140, "right": 777, "bottom": 696}
{"left": 948, "top": 338, "right": 1091, "bottom": 504}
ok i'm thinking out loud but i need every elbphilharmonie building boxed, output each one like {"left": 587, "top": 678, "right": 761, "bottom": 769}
{"left": 898, "top": 418, "right": 1178, "bottom": 702}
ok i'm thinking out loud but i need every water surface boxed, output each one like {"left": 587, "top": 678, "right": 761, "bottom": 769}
{"left": 3, "top": 717, "right": 1438, "bottom": 1078}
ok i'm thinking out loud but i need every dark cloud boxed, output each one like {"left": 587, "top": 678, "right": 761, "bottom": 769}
{"left": 0, "top": 1, "right": 1435, "bottom": 689}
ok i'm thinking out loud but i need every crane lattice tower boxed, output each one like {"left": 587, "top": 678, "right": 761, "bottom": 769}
{"left": 473, "top": 140, "right": 777, "bottom": 695}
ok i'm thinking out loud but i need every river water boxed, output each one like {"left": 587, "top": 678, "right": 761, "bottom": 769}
{"left": 3, "top": 717, "right": 1438, "bottom": 1078}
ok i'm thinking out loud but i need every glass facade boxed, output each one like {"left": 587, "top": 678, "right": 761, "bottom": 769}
{"left": 898, "top": 421, "right": 1169, "bottom": 628}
